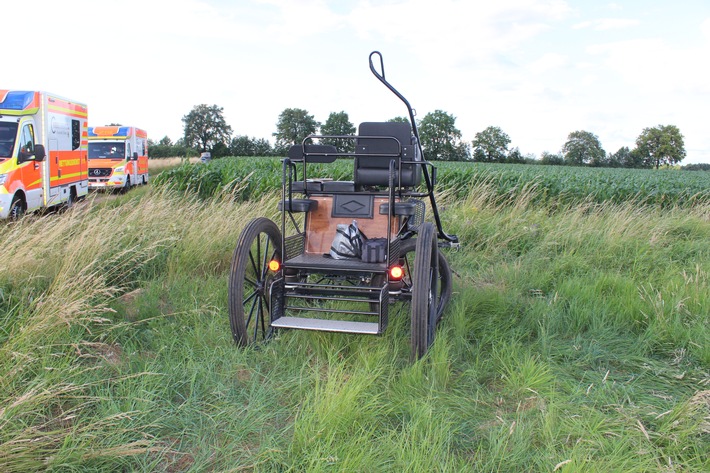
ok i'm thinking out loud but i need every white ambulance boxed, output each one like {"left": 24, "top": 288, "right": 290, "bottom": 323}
{"left": 0, "top": 90, "right": 89, "bottom": 219}
{"left": 87, "top": 126, "right": 148, "bottom": 191}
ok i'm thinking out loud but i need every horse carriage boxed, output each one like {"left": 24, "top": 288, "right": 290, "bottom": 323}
{"left": 228, "top": 52, "right": 459, "bottom": 360}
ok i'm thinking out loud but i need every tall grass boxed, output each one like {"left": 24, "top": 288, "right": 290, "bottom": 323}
{"left": 0, "top": 184, "right": 707, "bottom": 471}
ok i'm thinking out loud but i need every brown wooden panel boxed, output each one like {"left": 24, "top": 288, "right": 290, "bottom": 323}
{"left": 305, "top": 196, "right": 395, "bottom": 254}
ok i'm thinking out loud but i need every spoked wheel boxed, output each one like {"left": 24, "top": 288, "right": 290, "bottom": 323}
{"left": 228, "top": 217, "right": 283, "bottom": 346}
{"left": 399, "top": 235, "right": 452, "bottom": 322}
{"left": 411, "top": 222, "right": 439, "bottom": 361}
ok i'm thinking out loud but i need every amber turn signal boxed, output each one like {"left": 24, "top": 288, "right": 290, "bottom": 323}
{"left": 389, "top": 265, "right": 404, "bottom": 280}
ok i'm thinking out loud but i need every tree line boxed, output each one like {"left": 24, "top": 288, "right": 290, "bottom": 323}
{"left": 148, "top": 104, "right": 704, "bottom": 170}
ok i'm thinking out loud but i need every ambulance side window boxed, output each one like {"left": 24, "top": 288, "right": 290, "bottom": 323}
{"left": 17, "top": 124, "right": 35, "bottom": 162}
{"left": 71, "top": 119, "right": 81, "bottom": 150}
{"left": 126, "top": 143, "right": 132, "bottom": 160}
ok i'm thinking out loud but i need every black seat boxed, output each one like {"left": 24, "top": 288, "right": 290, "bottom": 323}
{"left": 288, "top": 144, "right": 357, "bottom": 194}
{"left": 354, "top": 122, "right": 421, "bottom": 188}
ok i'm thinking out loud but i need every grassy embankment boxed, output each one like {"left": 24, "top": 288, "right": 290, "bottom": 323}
{"left": 0, "top": 163, "right": 708, "bottom": 471}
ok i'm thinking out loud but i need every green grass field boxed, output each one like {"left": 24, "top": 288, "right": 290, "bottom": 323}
{"left": 1, "top": 164, "right": 708, "bottom": 471}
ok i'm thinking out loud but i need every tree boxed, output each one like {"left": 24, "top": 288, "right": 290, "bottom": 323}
{"left": 147, "top": 135, "right": 197, "bottom": 158}
{"left": 506, "top": 147, "right": 525, "bottom": 164}
{"left": 472, "top": 126, "right": 511, "bottom": 162}
{"left": 273, "top": 108, "right": 319, "bottom": 154}
{"left": 230, "top": 135, "right": 255, "bottom": 156}
{"left": 418, "top": 110, "right": 469, "bottom": 161}
{"left": 609, "top": 146, "right": 648, "bottom": 168}
{"left": 540, "top": 151, "right": 564, "bottom": 166}
{"left": 634, "top": 125, "right": 686, "bottom": 169}
{"left": 607, "top": 146, "right": 629, "bottom": 168}
{"left": 388, "top": 116, "right": 410, "bottom": 124}
{"left": 182, "top": 104, "right": 233, "bottom": 153}
{"left": 562, "top": 130, "right": 605, "bottom": 166}
{"left": 230, "top": 136, "right": 274, "bottom": 156}
{"left": 682, "top": 163, "right": 710, "bottom": 171}
{"left": 252, "top": 138, "right": 273, "bottom": 157}
{"left": 211, "top": 141, "right": 230, "bottom": 158}
{"left": 320, "top": 111, "right": 356, "bottom": 153}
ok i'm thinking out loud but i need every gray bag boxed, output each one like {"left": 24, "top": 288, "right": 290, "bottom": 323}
{"left": 329, "top": 220, "right": 365, "bottom": 259}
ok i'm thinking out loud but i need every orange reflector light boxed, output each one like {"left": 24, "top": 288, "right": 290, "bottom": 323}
{"left": 268, "top": 260, "right": 281, "bottom": 272}
{"left": 389, "top": 265, "right": 404, "bottom": 280}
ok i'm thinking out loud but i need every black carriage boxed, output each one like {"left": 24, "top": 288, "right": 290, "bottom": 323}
{"left": 228, "top": 52, "right": 459, "bottom": 360}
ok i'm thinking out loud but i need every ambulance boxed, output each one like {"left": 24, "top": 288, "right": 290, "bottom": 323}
{"left": 0, "top": 90, "right": 89, "bottom": 219}
{"left": 87, "top": 126, "right": 148, "bottom": 191}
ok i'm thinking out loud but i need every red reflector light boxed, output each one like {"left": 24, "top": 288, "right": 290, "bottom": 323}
{"left": 268, "top": 260, "right": 281, "bottom": 272}
{"left": 389, "top": 266, "right": 403, "bottom": 280}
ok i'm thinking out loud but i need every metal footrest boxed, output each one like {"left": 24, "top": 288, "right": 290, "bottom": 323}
{"left": 271, "top": 316, "right": 380, "bottom": 334}
{"left": 285, "top": 281, "right": 381, "bottom": 299}
{"left": 270, "top": 276, "right": 389, "bottom": 335}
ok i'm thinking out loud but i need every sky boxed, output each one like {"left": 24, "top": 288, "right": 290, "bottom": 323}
{"left": 5, "top": 0, "right": 710, "bottom": 163}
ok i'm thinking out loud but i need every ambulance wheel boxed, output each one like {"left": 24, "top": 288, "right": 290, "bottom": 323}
{"left": 228, "top": 217, "right": 283, "bottom": 346}
{"left": 411, "top": 222, "right": 438, "bottom": 361}
{"left": 9, "top": 196, "right": 25, "bottom": 220}
{"left": 66, "top": 189, "right": 76, "bottom": 209}
{"left": 123, "top": 176, "right": 132, "bottom": 193}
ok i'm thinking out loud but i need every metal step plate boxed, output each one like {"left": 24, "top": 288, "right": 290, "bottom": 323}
{"left": 271, "top": 316, "right": 380, "bottom": 334}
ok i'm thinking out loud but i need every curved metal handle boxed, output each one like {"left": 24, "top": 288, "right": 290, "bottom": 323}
{"left": 369, "top": 51, "right": 412, "bottom": 116}
{"left": 367, "top": 50, "right": 459, "bottom": 245}
{"left": 369, "top": 51, "right": 385, "bottom": 81}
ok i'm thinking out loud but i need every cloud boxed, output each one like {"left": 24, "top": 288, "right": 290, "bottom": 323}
{"left": 702, "top": 17, "right": 710, "bottom": 40}
{"left": 573, "top": 18, "right": 640, "bottom": 30}
{"left": 587, "top": 37, "right": 710, "bottom": 95}
{"left": 528, "top": 53, "right": 568, "bottom": 74}
{"left": 347, "top": 0, "right": 572, "bottom": 65}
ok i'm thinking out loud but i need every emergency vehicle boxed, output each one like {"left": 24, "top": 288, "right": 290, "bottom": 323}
{"left": 0, "top": 90, "right": 89, "bottom": 219}
{"left": 87, "top": 126, "right": 148, "bottom": 191}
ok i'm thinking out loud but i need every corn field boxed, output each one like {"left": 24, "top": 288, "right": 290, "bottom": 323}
{"left": 154, "top": 157, "right": 710, "bottom": 206}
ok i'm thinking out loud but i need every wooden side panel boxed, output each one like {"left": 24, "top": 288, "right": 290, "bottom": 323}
{"left": 305, "top": 196, "right": 396, "bottom": 254}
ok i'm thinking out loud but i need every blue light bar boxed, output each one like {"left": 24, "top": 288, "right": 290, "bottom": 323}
{"left": 0, "top": 91, "right": 35, "bottom": 111}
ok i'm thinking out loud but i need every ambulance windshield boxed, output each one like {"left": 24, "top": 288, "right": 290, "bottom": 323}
{"left": 0, "top": 122, "right": 18, "bottom": 159}
{"left": 88, "top": 142, "right": 125, "bottom": 159}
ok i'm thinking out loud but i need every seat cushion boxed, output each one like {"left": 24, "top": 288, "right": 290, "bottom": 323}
{"left": 322, "top": 180, "right": 355, "bottom": 193}
{"left": 291, "top": 180, "right": 323, "bottom": 193}
{"left": 278, "top": 199, "right": 318, "bottom": 213}
{"left": 379, "top": 202, "right": 417, "bottom": 216}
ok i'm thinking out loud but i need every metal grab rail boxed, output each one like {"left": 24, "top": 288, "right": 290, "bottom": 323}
{"left": 368, "top": 51, "right": 458, "bottom": 246}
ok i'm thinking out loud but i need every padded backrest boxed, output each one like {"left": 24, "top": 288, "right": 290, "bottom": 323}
{"left": 288, "top": 144, "right": 338, "bottom": 163}
{"left": 355, "top": 122, "right": 421, "bottom": 187}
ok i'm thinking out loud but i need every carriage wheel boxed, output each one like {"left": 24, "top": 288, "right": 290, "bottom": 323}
{"left": 411, "top": 222, "right": 439, "bottom": 361}
{"left": 228, "top": 217, "right": 283, "bottom": 346}
{"left": 399, "top": 237, "right": 452, "bottom": 322}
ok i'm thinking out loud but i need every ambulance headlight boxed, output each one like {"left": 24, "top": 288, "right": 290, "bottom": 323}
{"left": 114, "top": 166, "right": 124, "bottom": 173}
{"left": 0, "top": 174, "right": 7, "bottom": 186}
